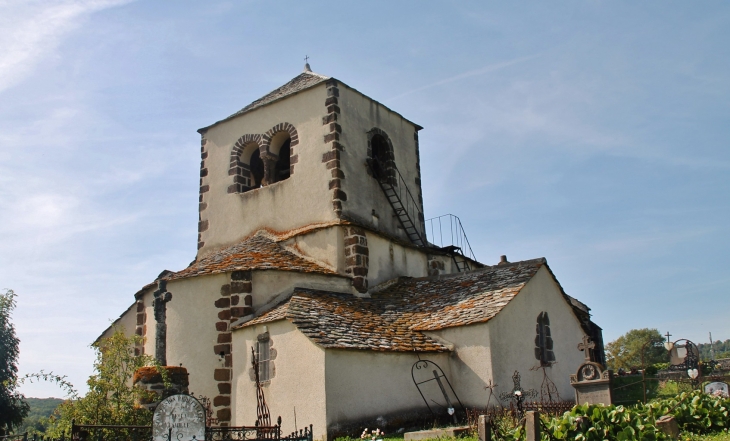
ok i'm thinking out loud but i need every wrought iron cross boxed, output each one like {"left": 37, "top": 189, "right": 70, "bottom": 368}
{"left": 577, "top": 335, "right": 595, "bottom": 362}
{"left": 304, "top": 55, "right": 309, "bottom": 64}
{"left": 153, "top": 280, "right": 173, "bottom": 366}
{"left": 665, "top": 331, "right": 672, "bottom": 344}
{"left": 498, "top": 370, "right": 537, "bottom": 412}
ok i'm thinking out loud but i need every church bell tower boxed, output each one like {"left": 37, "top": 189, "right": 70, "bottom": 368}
{"left": 195, "top": 64, "right": 427, "bottom": 259}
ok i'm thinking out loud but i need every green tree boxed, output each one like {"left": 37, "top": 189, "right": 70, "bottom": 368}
{"left": 605, "top": 328, "right": 667, "bottom": 370}
{"left": 44, "top": 330, "right": 161, "bottom": 437}
{"left": 0, "top": 289, "right": 30, "bottom": 435}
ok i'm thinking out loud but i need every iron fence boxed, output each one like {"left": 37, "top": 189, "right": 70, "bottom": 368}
{"left": 63, "top": 420, "right": 311, "bottom": 441}
{"left": 71, "top": 422, "right": 151, "bottom": 441}
{"left": 0, "top": 434, "right": 28, "bottom": 441}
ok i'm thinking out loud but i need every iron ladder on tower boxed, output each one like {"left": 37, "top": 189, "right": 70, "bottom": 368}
{"left": 369, "top": 158, "right": 426, "bottom": 247}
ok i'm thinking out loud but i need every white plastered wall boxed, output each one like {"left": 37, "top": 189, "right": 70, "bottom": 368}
{"left": 165, "top": 273, "right": 229, "bottom": 402}
{"left": 280, "top": 227, "right": 344, "bottom": 273}
{"left": 200, "top": 84, "right": 336, "bottom": 256}
{"left": 250, "top": 270, "right": 352, "bottom": 309}
{"left": 141, "top": 289, "right": 155, "bottom": 356}
{"left": 426, "top": 323, "right": 494, "bottom": 407}
{"left": 232, "top": 320, "right": 327, "bottom": 440}
{"left": 323, "top": 349, "right": 451, "bottom": 433}
{"left": 486, "top": 266, "right": 587, "bottom": 400}
{"left": 365, "top": 232, "right": 428, "bottom": 287}
{"left": 337, "top": 86, "right": 424, "bottom": 242}
{"left": 98, "top": 302, "right": 137, "bottom": 341}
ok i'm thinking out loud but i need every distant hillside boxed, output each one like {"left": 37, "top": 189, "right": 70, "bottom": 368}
{"left": 698, "top": 339, "right": 730, "bottom": 360}
{"left": 16, "top": 398, "right": 65, "bottom": 435}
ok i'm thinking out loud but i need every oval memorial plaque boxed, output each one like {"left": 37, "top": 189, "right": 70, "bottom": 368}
{"left": 153, "top": 394, "right": 206, "bottom": 441}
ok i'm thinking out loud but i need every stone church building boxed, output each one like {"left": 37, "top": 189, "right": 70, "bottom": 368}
{"left": 99, "top": 64, "right": 605, "bottom": 439}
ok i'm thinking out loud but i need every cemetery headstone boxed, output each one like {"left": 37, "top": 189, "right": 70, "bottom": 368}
{"left": 570, "top": 336, "right": 613, "bottom": 405}
{"left": 704, "top": 381, "right": 730, "bottom": 398}
{"left": 153, "top": 394, "right": 206, "bottom": 441}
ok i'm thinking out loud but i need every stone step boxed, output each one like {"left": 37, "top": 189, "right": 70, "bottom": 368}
{"left": 404, "top": 426, "right": 471, "bottom": 441}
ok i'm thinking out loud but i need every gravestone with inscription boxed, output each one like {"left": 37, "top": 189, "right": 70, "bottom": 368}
{"left": 153, "top": 394, "right": 206, "bottom": 441}
{"left": 705, "top": 381, "right": 729, "bottom": 397}
{"left": 570, "top": 336, "right": 613, "bottom": 405}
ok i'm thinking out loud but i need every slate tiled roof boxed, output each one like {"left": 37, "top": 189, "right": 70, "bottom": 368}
{"left": 237, "top": 258, "right": 547, "bottom": 352}
{"left": 167, "top": 233, "right": 339, "bottom": 281}
{"left": 200, "top": 71, "right": 330, "bottom": 131}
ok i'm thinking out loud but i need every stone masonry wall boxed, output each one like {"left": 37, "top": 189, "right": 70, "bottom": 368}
{"left": 344, "top": 227, "right": 369, "bottom": 293}
{"left": 134, "top": 299, "right": 146, "bottom": 356}
{"left": 199, "top": 137, "right": 210, "bottom": 250}
{"left": 213, "top": 271, "right": 253, "bottom": 425}
{"left": 322, "top": 79, "right": 346, "bottom": 218}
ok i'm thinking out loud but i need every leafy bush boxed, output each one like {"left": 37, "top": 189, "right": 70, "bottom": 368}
{"left": 540, "top": 404, "right": 666, "bottom": 441}
{"left": 485, "top": 390, "right": 729, "bottom": 440}
{"left": 646, "top": 391, "right": 730, "bottom": 434}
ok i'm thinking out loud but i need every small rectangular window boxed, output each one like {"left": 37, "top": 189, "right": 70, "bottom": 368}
{"left": 256, "top": 338, "right": 270, "bottom": 382}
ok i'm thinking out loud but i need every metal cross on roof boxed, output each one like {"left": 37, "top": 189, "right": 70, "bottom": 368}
{"left": 304, "top": 55, "right": 309, "bottom": 63}
{"left": 577, "top": 335, "right": 595, "bottom": 361}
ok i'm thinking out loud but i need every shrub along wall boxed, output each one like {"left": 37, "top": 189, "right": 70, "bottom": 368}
{"left": 498, "top": 391, "right": 729, "bottom": 441}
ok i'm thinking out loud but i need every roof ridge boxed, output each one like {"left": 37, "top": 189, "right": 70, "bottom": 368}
{"left": 405, "top": 257, "right": 546, "bottom": 283}
{"left": 199, "top": 71, "right": 330, "bottom": 132}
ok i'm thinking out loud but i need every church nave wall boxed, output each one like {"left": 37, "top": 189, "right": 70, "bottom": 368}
{"left": 323, "top": 349, "right": 451, "bottom": 437}
{"left": 426, "top": 323, "right": 495, "bottom": 408}
{"left": 487, "top": 266, "right": 588, "bottom": 401}
{"left": 164, "top": 274, "right": 230, "bottom": 421}
{"left": 232, "top": 320, "right": 327, "bottom": 440}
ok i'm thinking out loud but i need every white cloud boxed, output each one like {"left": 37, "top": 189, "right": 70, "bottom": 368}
{"left": 0, "top": 0, "right": 134, "bottom": 93}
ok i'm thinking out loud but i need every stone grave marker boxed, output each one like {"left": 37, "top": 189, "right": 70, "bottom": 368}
{"left": 570, "top": 336, "right": 613, "bottom": 405}
{"left": 153, "top": 394, "right": 206, "bottom": 441}
{"left": 704, "top": 381, "right": 729, "bottom": 397}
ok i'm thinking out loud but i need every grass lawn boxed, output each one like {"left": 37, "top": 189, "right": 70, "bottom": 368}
{"left": 681, "top": 430, "right": 730, "bottom": 441}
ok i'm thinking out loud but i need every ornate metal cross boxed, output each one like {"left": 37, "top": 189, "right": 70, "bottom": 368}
{"left": 304, "top": 55, "right": 309, "bottom": 64}
{"left": 153, "top": 280, "right": 173, "bottom": 366}
{"left": 577, "top": 335, "right": 596, "bottom": 362}
{"left": 498, "top": 370, "right": 537, "bottom": 415}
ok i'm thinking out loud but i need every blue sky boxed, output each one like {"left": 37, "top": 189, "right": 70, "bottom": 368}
{"left": 2, "top": 1, "right": 728, "bottom": 398}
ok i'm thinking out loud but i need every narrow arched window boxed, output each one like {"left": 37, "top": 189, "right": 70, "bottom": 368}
{"left": 535, "top": 312, "right": 555, "bottom": 366}
{"left": 367, "top": 129, "right": 395, "bottom": 185}
{"left": 269, "top": 131, "right": 292, "bottom": 184}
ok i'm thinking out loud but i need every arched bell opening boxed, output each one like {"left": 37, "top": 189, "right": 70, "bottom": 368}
{"left": 269, "top": 132, "right": 292, "bottom": 183}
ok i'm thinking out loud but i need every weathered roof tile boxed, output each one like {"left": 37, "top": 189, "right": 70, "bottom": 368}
{"left": 237, "top": 258, "right": 547, "bottom": 352}
{"left": 168, "top": 233, "right": 338, "bottom": 281}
